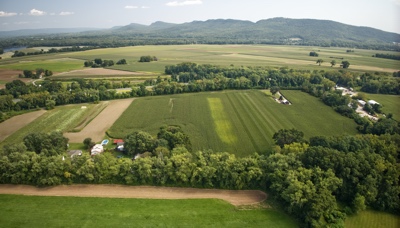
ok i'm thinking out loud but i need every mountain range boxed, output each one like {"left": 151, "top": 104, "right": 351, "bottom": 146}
{"left": 1, "top": 18, "right": 399, "bottom": 48}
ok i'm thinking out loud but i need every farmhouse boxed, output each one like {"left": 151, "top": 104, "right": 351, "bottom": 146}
{"left": 91, "top": 144, "right": 104, "bottom": 156}
{"left": 367, "top": 100, "right": 380, "bottom": 106}
{"left": 68, "top": 150, "right": 82, "bottom": 158}
{"left": 357, "top": 100, "right": 366, "bottom": 106}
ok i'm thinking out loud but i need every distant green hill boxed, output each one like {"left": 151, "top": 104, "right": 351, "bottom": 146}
{"left": 1, "top": 18, "right": 399, "bottom": 50}
{"left": 115, "top": 17, "right": 400, "bottom": 45}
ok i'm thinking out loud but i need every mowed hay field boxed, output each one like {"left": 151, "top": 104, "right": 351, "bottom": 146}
{"left": 366, "top": 94, "right": 400, "bottom": 121}
{"left": 108, "top": 90, "right": 358, "bottom": 156}
{"left": 0, "top": 195, "right": 297, "bottom": 228}
{"left": 63, "top": 45, "right": 400, "bottom": 73}
{"left": 1, "top": 45, "right": 398, "bottom": 76}
{"left": 0, "top": 104, "right": 101, "bottom": 146}
{"left": 345, "top": 210, "right": 400, "bottom": 228}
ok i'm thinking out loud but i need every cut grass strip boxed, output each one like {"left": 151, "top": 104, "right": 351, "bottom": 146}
{"left": 208, "top": 97, "right": 237, "bottom": 146}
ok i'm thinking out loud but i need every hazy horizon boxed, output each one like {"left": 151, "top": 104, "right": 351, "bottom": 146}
{"left": 1, "top": 0, "right": 399, "bottom": 33}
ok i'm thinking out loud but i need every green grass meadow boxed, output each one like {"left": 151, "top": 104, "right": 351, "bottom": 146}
{"left": 1, "top": 45, "right": 398, "bottom": 75}
{"left": 345, "top": 210, "right": 400, "bottom": 228}
{"left": 365, "top": 94, "right": 400, "bottom": 121}
{"left": 108, "top": 90, "right": 358, "bottom": 156}
{"left": 0, "top": 195, "right": 298, "bottom": 228}
{"left": 0, "top": 57, "right": 84, "bottom": 73}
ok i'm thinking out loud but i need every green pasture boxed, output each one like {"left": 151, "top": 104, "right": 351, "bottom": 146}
{"left": 365, "top": 94, "right": 400, "bottom": 121}
{"left": 345, "top": 210, "right": 400, "bottom": 228}
{"left": 0, "top": 195, "right": 297, "bottom": 228}
{"left": 0, "top": 57, "right": 84, "bottom": 72}
{"left": 108, "top": 90, "right": 358, "bottom": 156}
{"left": 62, "top": 45, "right": 400, "bottom": 73}
{"left": 0, "top": 104, "right": 98, "bottom": 146}
{"left": 1, "top": 45, "right": 398, "bottom": 75}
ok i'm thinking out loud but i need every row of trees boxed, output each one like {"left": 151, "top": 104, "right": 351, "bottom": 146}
{"left": 139, "top": 56, "right": 158, "bottom": 62}
{"left": 11, "top": 46, "right": 99, "bottom": 58}
{"left": 373, "top": 53, "right": 400, "bottom": 60}
{"left": 20, "top": 68, "right": 53, "bottom": 79}
{"left": 0, "top": 128, "right": 399, "bottom": 227}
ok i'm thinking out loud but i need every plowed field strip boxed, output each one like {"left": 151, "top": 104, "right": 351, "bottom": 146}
{"left": 0, "top": 184, "right": 267, "bottom": 206}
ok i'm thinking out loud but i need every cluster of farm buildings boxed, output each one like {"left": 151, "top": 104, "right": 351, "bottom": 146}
{"left": 68, "top": 139, "right": 124, "bottom": 158}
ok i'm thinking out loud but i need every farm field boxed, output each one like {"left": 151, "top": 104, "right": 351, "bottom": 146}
{"left": 1, "top": 45, "right": 398, "bottom": 79}
{"left": 365, "top": 94, "right": 400, "bottom": 121}
{"left": 63, "top": 45, "right": 400, "bottom": 73}
{"left": 0, "top": 194, "right": 298, "bottom": 228}
{"left": 0, "top": 103, "right": 102, "bottom": 146}
{"left": 108, "top": 90, "right": 358, "bottom": 156}
{"left": 0, "top": 57, "right": 84, "bottom": 73}
{"left": 64, "top": 98, "right": 134, "bottom": 143}
{"left": 0, "top": 110, "right": 46, "bottom": 142}
{"left": 345, "top": 210, "right": 400, "bottom": 228}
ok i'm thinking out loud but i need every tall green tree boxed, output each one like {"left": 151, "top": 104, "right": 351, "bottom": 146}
{"left": 273, "top": 129, "right": 307, "bottom": 148}
{"left": 316, "top": 59, "right": 324, "bottom": 66}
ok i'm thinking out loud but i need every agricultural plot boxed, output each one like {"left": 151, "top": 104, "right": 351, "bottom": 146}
{"left": 365, "top": 94, "right": 400, "bottom": 121}
{"left": 0, "top": 104, "right": 100, "bottom": 146}
{"left": 63, "top": 45, "right": 400, "bottom": 73}
{"left": 0, "top": 195, "right": 297, "bottom": 228}
{"left": 0, "top": 58, "right": 84, "bottom": 73}
{"left": 109, "top": 90, "right": 358, "bottom": 156}
{"left": 345, "top": 210, "right": 400, "bottom": 228}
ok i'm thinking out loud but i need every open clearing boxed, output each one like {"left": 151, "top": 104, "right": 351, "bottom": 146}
{"left": 64, "top": 98, "right": 134, "bottom": 143}
{"left": 345, "top": 210, "right": 400, "bottom": 228}
{"left": 0, "top": 110, "right": 46, "bottom": 142}
{"left": 0, "top": 194, "right": 297, "bottom": 228}
{"left": 108, "top": 90, "right": 358, "bottom": 157}
{"left": 54, "top": 68, "right": 144, "bottom": 77}
{"left": 0, "top": 184, "right": 267, "bottom": 206}
{"left": 0, "top": 69, "right": 30, "bottom": 88}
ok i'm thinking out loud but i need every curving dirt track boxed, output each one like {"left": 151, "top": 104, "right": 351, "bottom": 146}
{"left": 0, "top": 184, "right": 267, "bottom": 206}
{"left": 64, "top": 98, "right": 134, "bottom": 143}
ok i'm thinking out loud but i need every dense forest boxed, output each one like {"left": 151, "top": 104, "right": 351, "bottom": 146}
{"left": 0, "top": 126, "right": 399, "bottom": 227}
{"left": 1, "top": 18, "right": 399, "bottom": 51}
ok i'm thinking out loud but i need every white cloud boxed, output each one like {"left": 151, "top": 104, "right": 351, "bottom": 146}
{"left": 60, "top": 12, "right": 74, "bottom": 16}
{"left": 0, "top": 11, "right": 17, "bottom": 17}
{"left": 392, "top": 0, "right": 400, "bottom": 5}
{"left": 141, "top": 6, "right": 150, "bottom": 9}
{"left": 166, "top": 0, "right": 203, "bottom": 6}
{"left": 29, "top": 9, "right": 46, "bottom": 16}
{"left": 125, "top": 6, "right": 139, "bottom": 9}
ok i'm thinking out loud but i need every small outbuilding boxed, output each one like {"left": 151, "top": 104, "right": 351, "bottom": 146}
{"left": 68, "top": 150, "right": 82, "bottom": 158}
{"left": 91, "top": 144, "right": 104, "bottom": 156}
{"left": 367, "top": 100, "right": 380, "bottom": 106}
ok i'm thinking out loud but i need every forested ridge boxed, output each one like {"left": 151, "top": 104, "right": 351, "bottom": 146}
{"left": 1, "top": 18, "right": 399, "bottom": 51}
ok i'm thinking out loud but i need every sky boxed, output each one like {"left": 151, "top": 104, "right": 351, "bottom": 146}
{"left": 0, "top": 0, "right": 399, "bottom": 33}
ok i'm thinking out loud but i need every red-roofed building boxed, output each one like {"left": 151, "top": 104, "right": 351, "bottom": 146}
{"left": 113, "top": 139, "right": 124, "bottom": 144}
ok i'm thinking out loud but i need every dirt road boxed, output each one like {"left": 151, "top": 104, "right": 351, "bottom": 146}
{"left": 0, "top": 110, "right": 47, "bottom": 142}
{"left": 64, "top": 98, "right": 134, "bottom": 143}
{"left": 0, "top": 184, "right": 267, "bottom": 206}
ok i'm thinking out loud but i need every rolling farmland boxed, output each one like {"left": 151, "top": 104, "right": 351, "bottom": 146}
{"left": 109, "top": 90, "right": 358, "bottom": 156}
{"left": 0, "top": 104, "right": 100, "bottom": 146}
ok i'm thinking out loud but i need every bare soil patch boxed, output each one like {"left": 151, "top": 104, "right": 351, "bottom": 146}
{"left": 0, "top": 184, "right": 267, "bottom": 206}
{"left": 0, "top": 110, "right": 47, "bottom": 142}
{"left": 54, "top": 68, "right": 143, "bottom": 77}
{"left": 0, "top": 69, "right": 30, "bottom": 88}
{"left": 64, "top": 98, "right": 134, "bottom": 143}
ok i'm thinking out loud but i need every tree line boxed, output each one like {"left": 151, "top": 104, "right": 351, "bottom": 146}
{"left": 0, "top": 127, "right": 399, "bottom": 227}
{"left": 11, "top": 46, "right": 99, "bottom": 58}
{"left": 373, "top": 53, "right": 400, "bottom": 61}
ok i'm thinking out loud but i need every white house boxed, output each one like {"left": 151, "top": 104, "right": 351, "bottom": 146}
{"left": 357, "top": 100, "right": 366, "bottom": 106}
{"left": 367, "top": 100, "right": 380, "bottom": 106}
{"left": 91, "top": 144, "right": 104, "bottom": 156}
